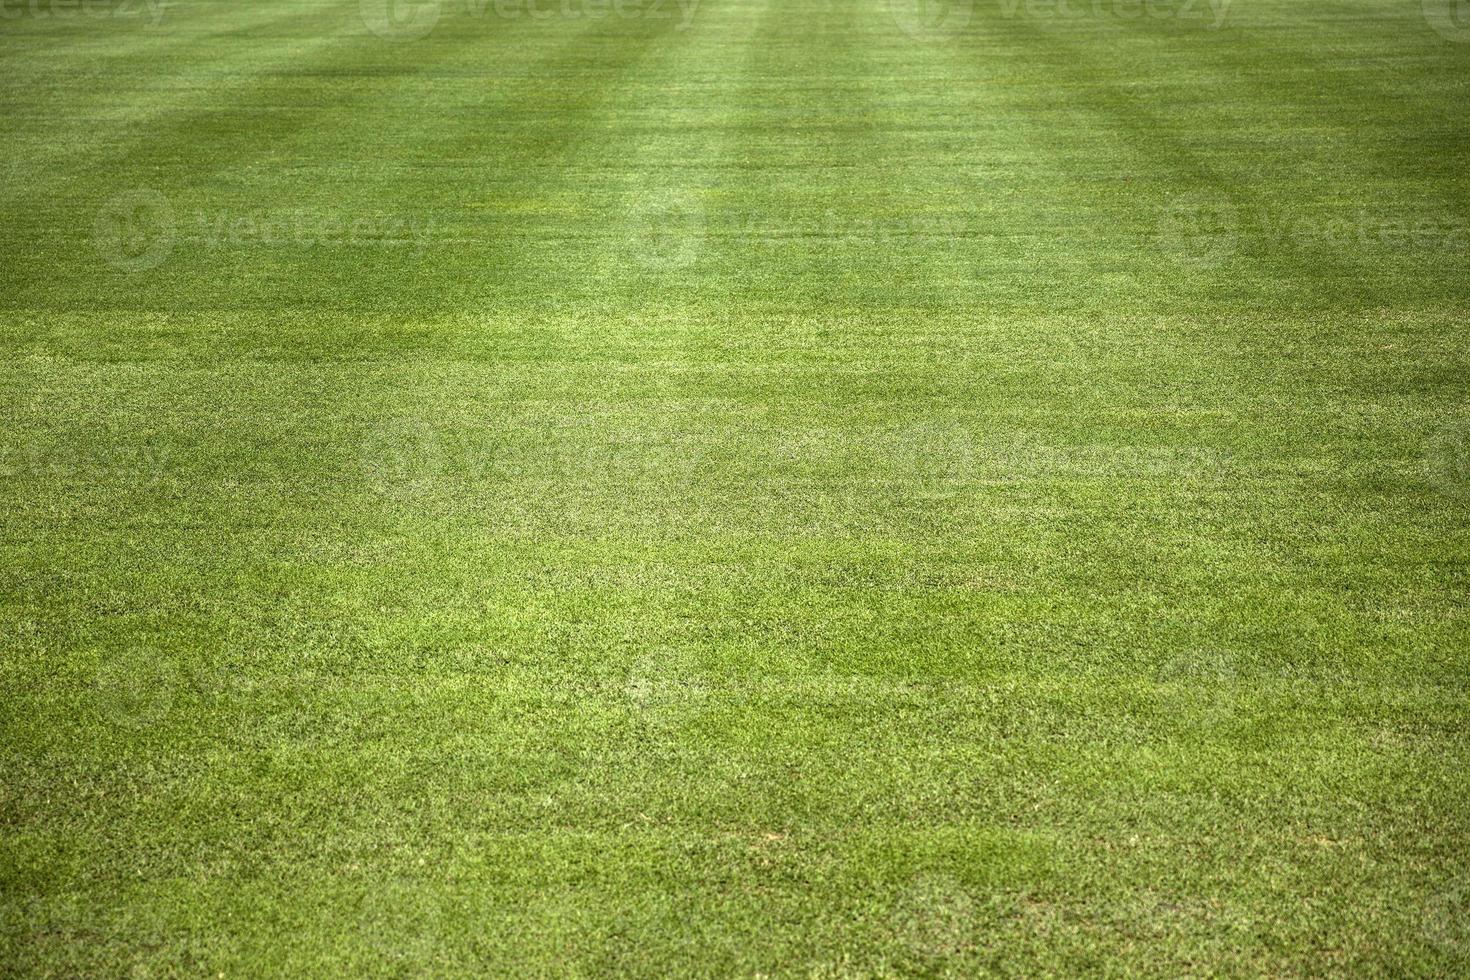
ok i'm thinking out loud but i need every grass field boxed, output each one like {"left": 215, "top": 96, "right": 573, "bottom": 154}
{"left": 2, "top": 0, "right": 1468, "bottom": 974}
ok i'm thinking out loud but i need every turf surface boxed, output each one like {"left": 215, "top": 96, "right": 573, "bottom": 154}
{"left": 2, "top": 0, "right": 1469, "bottom": 974}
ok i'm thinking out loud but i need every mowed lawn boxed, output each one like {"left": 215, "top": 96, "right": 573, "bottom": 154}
{"left": 2, "top": 0, "right": 1468, "bottom": 974}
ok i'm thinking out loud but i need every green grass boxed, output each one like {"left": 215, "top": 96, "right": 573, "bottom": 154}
{"left": 2, "top": 0, "right": 1468, "bottom": 974}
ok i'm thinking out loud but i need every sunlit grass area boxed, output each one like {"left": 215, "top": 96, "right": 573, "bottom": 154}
{"left": 2, "top": 0, "right": 1468, "bottom": 974}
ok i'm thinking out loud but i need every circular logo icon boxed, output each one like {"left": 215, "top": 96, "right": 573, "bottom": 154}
{"left": 1423, "top": 0, "right": 1470, "bottom": 42}
{"left": 1424, "top": 875, "right": 1470, "bottom": 951}
{"left": 1425, "top": 421, "right": 1470, "bottom": 497}
{"left": 625, "top": 651, "right": 707, "bottom": 722}
{"left": 1156, "top": 192, "right": 1240, "bottom": 268}
{"left": 888, "top": 0, "right": 973, "bottom": 42}
{"left": 94, "top": 189, "right": 175, "bottom": 273}
{"left": 359, "top": 418, "right": 445, "bottom": 492}
{"left": 95, "top": 650, "right": 178, "bottom": 730}
{"left": 891, "top": 873, "right": 976, "bottom": 959}
{"left": 626, "top": 652, "right": 676, "bottom": 711}
{"left": 627, "top": 188, "right": 705, "bottom": 270}
{"left": 186, "top": 659, "right": 255, "bottom": 707}
{"left": 1156, "top": 649, "right": 1241, "bottom": 732}
{"left": 360, "top": 0, "right": 441, "bottom": 41}
{"left": 890, "top": 423, "right": 978, "bottom": 483}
